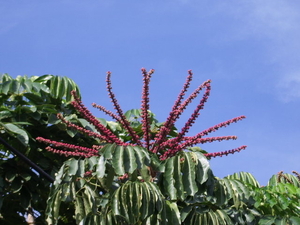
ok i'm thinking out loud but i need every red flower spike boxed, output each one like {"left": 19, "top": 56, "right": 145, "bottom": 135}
{"left": 71, "top": 91, "right": 126, "bottom": 145}
{"left": 36, "top": 137, "right": 98, "bottom": 155}
{"left": 204, "top": 145, "right": 247, "bottom": 159}
{"left": 106, "top": 72, "right": 142, "bottom": 145}
{"left": 37, "top": 69, "right": 246, "bottom": 160}
{"left": 152, "top": 70, "right": 193, "bottom": 153}
{"left": 196, "top": 115, "right": 246, "bottom": 138}
{"left": 141, "top": 68, "right": 154, "bottom": 150}
{"left": 57, "top": 113, "right": 108, "bottom": 140}
{"left": 92, "top": 103, "right": 120, "bottom": 121}
{"left": 177, "top": 135, "right": 238, "bottom": 150}
{"left": 163, "top": 81, "right": 211, "bottom": 155}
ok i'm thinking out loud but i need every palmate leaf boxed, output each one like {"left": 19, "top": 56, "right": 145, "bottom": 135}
{"left": 80, "top": 198, "right": 182, "bottom": 225}
{"left": 33, "top": 74, "right": 80, "bottom": 102}
{"left": 79, "top": 212, "right": 117, "bottom": 225}
{"left": 111, "top": 181, "right": 179, "bottom": 225}
{"left": 223, "top": 207, "right": 261, "bottom": 225}
{"left": 99, "top": 143, "right": 151, "bottom": 178}
{"left": 182, "top": 208, "right": 233, "bottom": 225}
{"left": 45, "top": 188, "right": 62, "bottom": 225}
{"left": 0, "top": 74, "right": 47, "bottom": 96}
{"left": 226, "top": 172, "right": 260, "bottom": 188}
{"left": 46, "top": 158, "right": 100, "bottom": 224}
{"left": 0, "top": 73, "right": 13, "bottom": 83}
{"left": 180, "top": 174, "right": 260, "bottom": 224}
{"left": 220, "top": 178, "right": 252, "bottom": 208}
{"left": 161, "top": 151, "right": 212, "bottom": 201}
{"left": 46, "top": 150, "right": 185, "bottom": 224}
{"left": 0, "top": 73, "right": 80, "bottom": 103}
{"left": 0, "top": 80, "right": 14, "bottom": 95}
{"left": 268, "top": 173, "right": 300, "bottom": 187}
{"left": 0, "top": 73, "right": 85, "bottom": 223}
{"left": 46, "top": 148, "right": 154, "bottom": 224}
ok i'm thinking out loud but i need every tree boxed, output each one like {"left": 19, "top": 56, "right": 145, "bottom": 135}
{"left": 2, "top": 69, "right": 300, "bottom": 224}
{"left": 0, "top": 73, "right": 94, "bottom": 224}
{"left": 37, "top": 68, "right": 253, "bottom": 224}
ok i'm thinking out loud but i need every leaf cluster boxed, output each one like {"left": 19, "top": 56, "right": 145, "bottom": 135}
{"left": 0, "top": 74, "right": 86, "bottom": 223}
{"left": 2, "top": 73, "right": 300, "bottom": 225}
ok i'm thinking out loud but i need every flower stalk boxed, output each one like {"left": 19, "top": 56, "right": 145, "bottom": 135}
{"left": 37, "top": 68, "right": 246, "bottom": 160}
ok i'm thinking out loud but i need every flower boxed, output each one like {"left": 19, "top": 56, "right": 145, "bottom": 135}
{"left": 37, "top": 68, "right": 246, "bottom": 160}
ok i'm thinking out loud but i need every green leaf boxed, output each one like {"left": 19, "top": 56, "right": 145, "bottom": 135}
{"left": 20, "top": 172, "right": 31, "bottom": 181}
{"left": 51, "top": 189, "right": 63, "bottom": 223}
{"left": 0, "top": 73, "right": 13, "bottom": 83}
{"left": 214, "top": 179, "right": 227, "bottom": 206}
{"left": 103, "top": 164, "right": 115, "bottom": 190}
{"left": 215, "top": 209, "right": 233, "bottom": 224}
{"left": 244, "top": 209, "right": 255, "bottom": 223}
{"left": 195, "top": 152, "right": 210, "bottom": 185}
{"left": 112, "top": 181, "right": 165, "bottom": 223}
{"left": 0, "top": 110, "right": 12, "bottom": 119}
{"left": 66, "top": 128, "right": 77, "bottom": 137}
{"left": 226, "top": 171, "right": 260, "bottom": 188}
{"left": 75, "top": 197, "right": 86, "bottom": 223}
{"left": 68, "top": 159, "right": 79, "bottom": 176}
{"left": 98, "top": 118, "right": 108, "bottom": 126}
{"left": 124, "top": 146, "right": 137, "bottom": 174}
{"left": 21, "top": 105, "right": 37, "bottom": 113}
{"left": 273, "top": 218, "right": 286, "bottom": 225}
{"left": 5, "top": 170, "right": 16, "bottom": 182}
{"left": 39, "top": 104, "right": 59, "bottom": 113}
{"left": 21, "top": 78, "right": 33, "bottom": 91}
{"left": 96, "top": 155, "right": 106, "bottom": 178}
{"left": 101, "top": 143, "right": 116, "bottom": 159}
{"left": 112, "top": 185, "right": 127, "bottom": 222}
{"left": 124, "top": 109, "right": 142, "bottom": 121}
{"left": 182, "top": 152, "right": 198, "bottom": 196}
{"left": 1, "top": 80, "right": 12, "bottom": 94}
{"left": 87, "top": 156, "right": 97, "bottom": 170}
{"left": 165, "top": 200, "right": 181, "bottom": 225}
{"left": 173, "top": 156, "right": 184, "bottom": 201}
{"left": 134, "top": 145, "right": 150, "bottom": 169}
{"left": 290, "top": 216, "right": 300, "bottom": 224}
{"left": 151, "top": 153, "right": 163, "bottom": 172}
{"left": 51, "top": 76, "right": 61, "bottom": 99}
{"left": 3, "top": 122, "right": 29, "bottom": 145}
{"left": 107, "top": 121, "right": 121, "bottom": 132}
{"left": 11, "top": 80, "right": 21, "bottom": 94}
{"left": 163, "top": 157, "right": 177, "bottom": 200}
{"left": 180, "top": 205, "right": 193, "bottom": 222}
{"left": 221, "top": 178, "right": 249, "bottom": 209}
{"left": 140, "top": 165, "right": 151, "bottom": 182}
{"left": 77, "top": 159, "right": 85, "bottom": 177}
{"left": 23, "top": 92, "right": 44, "bottom": 104}
{"left": 54, "top": 164, "right": 66, "bottom": 186}
{"left": 112, "top": 145, "right": 125, "bottom": 175}
{"left": 140, "top": 182, "right": 151, "bottom": 220}
{"left": 278, "top": 195, "right": 289, "bottom": 210}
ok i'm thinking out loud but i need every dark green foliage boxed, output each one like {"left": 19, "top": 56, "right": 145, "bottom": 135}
{"left": 0, "top": 73, "right": 86, "bottom": 223}
{"left": 1, "top": 73, "right": 300, "bottom": 224}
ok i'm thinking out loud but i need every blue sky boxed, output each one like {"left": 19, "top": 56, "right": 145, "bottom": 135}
{"left": 1, "top": 1, "right": 300, "bottom": 185}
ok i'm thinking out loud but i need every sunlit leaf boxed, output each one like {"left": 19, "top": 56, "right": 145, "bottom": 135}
{"left": 3, "top": 122, "right": 29, "bottom": 145}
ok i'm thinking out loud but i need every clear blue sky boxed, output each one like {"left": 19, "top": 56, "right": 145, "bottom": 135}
{"left": 1, "top": 1, "right": 300, "bottom": 185}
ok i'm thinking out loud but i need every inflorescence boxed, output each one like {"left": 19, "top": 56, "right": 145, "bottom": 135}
{"left": 37, "top": 68, "right": 247, "bottom": 160}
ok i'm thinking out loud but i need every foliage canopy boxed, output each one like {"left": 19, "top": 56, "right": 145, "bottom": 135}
{"left": 1, "top": 70, "right": 300, "bottom": 224}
